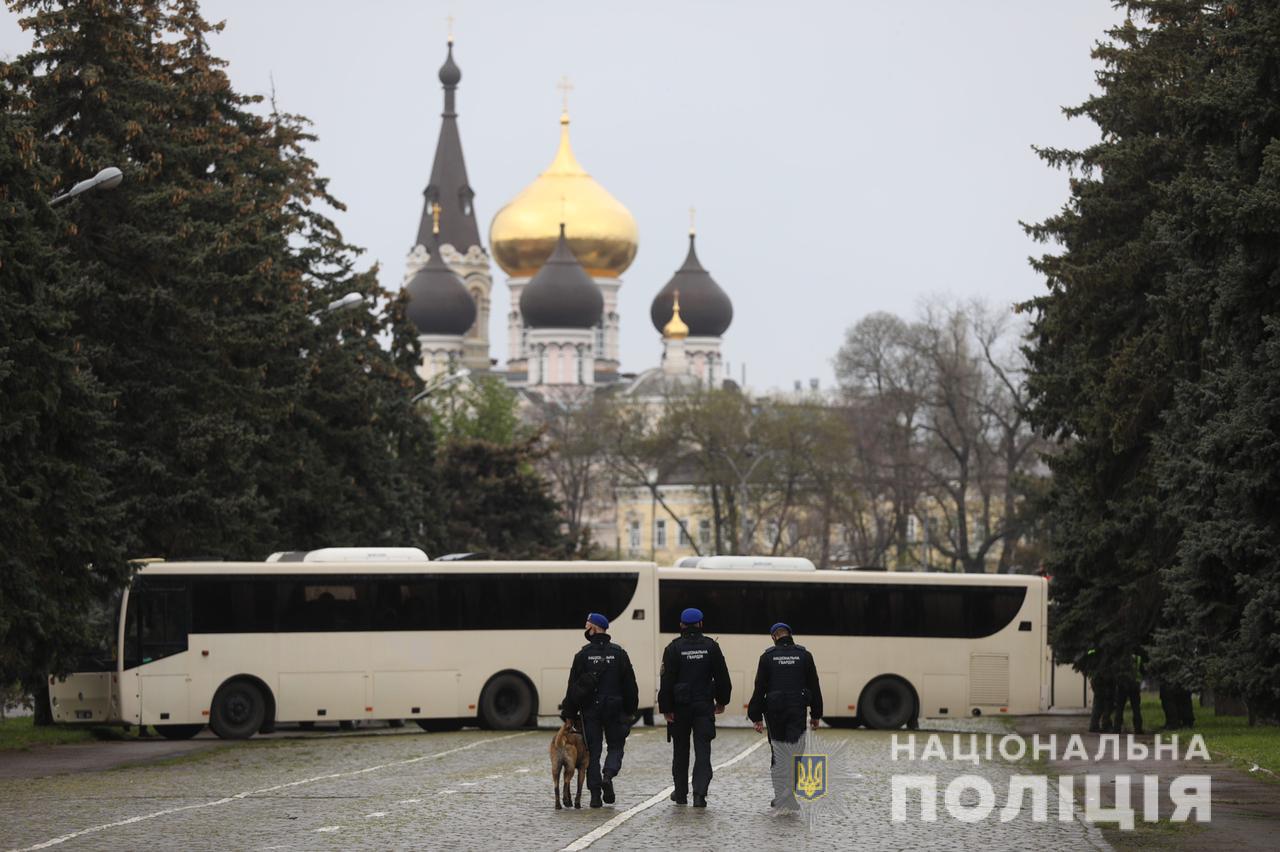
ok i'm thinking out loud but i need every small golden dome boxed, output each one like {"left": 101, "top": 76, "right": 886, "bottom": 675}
{"left": 489, "top": 111, "right": 638, "bottom": 278}
{"left": 663, "top": 290, "right": 689, "bottom": 340}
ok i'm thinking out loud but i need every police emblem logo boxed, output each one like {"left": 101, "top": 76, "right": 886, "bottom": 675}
{"left": 794, "top": 753, "right": 827, "bottom": 801}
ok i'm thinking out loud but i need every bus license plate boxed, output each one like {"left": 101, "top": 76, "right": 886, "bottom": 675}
{"left": 75, "top": 710, "right": 94, "bottom": 720}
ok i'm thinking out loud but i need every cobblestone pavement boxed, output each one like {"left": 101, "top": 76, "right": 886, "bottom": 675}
{"left": 0, "top": 720, "right": 1110, "bottom": 852}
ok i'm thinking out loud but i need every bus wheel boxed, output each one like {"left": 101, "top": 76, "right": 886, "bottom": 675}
{"left": 479, "top": 673, "right": 534, "bottom": 730}
{"left": 858, "top": 677, "right": 915, "bottom": 730}
{"left": 210, "top": 680, "right": 266, "bottom": 739}
{"left": 416, "top": 719, "right": 463, "bottom": 733}
{"left": 821, "top": 716, "right": 861, "bottom": 729}
{"left": 155, "top": 724, "right": 204, "bottom": 740}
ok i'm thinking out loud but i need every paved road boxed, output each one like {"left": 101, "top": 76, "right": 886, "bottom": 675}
{"left": 0, "top": 721, "right": 1110, "bottom": 851}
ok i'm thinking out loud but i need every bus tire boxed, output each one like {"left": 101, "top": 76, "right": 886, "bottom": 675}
{"left": 155, "top": 724, "right": 204, "bottom": 740}
{"left": 416, "top": 718, "right": 464, "bottom": 733}
{"left": 210, "top": 680, "right": 266, "bottom": 740}
{"left": 478, "top": 672, "right": 535, "bottom": 730}
{"left": 822, "top": 716, "right": 861, "bottom": 729}
{"left": 858, "top": 676, "right": 916, "bottom": 730}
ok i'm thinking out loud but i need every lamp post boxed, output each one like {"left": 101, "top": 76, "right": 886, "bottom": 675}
{"left": 308, "top": 291, "right": 364, "bottom": 322}
{"left": 50, "top": 167, "right": 123, "bottom": 207}
{"left": 411, "top": 367, "right": 471, "bottom": 404}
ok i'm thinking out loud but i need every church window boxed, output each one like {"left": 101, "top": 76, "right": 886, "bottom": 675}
{"left": 628, "top": 521, "right": 641, "bottom": 553}
{"left": 699, "top": 519, "right": 712, "bottom": 548}
{"left": 655, "top": 519, "right": 667, "bottom": 549}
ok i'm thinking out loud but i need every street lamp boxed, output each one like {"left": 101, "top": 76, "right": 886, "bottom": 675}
{"left": 308, "top": 292, "right": 364, "bottom": 322}
{"left": 411, "top": 367, "right": 471, "bottom": 404}
{"left": 50, "top": 166, "right": 123, "bottom": 207}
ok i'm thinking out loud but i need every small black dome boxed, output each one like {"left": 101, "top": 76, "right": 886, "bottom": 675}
{"left": 650, "top": 234, "right": 732, "bottom": 337}
{"left": 438, "top": 42, "right": 461, "bottom": 87}
{"left": 405, "top": 246, "right": 475, "bottom": 335}
{"left": 521, "top": 225, "right": 603, "bottom": 329}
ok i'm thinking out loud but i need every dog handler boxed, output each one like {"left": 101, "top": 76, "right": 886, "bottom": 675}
{"left": 562, "top": 612, "right": 638, "bottom": 808}
{"left": 747, "top": 622, "right": 823, "bottom": 809}
{"left": 659, "top": 607, "right": 731, "bottom": 808}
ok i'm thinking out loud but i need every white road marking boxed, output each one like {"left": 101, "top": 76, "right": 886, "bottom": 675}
{"left": 364, "top": 812, "right": 387, "bottom": 818}
{"left": 437, "top": 789, "right": 458, "bottom": 796}
{"left": 314, "top": 826, "right": 340, "bottom": 833}
{"left": 395, "top": 798, "right": 421, "bottom": 804}
{"left": 559, "top": 737, "right": 768, "bottom": 852}
{"left": 485, "top": 774, "right": 504, "bottom": 779}
{"left": 459, "top": 781, "right": 478, "bottom": 786}
{"left": 515, "top": 768, "right": 531, "bottom": 774}
{"left": 13, "top": 732, "right": 530, "bottom": 851}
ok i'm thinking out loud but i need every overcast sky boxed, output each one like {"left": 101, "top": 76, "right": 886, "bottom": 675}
{"left": 2, "top": 1, "right": 1123, "bottom": 392}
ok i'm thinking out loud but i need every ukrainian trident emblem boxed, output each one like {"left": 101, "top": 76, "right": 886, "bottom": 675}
{"left": 794, "top": 754, "right": 827, "bottom": 801}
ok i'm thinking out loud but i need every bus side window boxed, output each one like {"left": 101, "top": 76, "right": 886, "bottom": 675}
{"left": 136, "top": 581, "right": 190, "bottom": 663}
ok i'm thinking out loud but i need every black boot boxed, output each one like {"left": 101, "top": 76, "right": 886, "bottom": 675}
{"left": 601, "top": 776, "right": 615, "bottom": 804}
{"left": 590, "top": 790, "right": 602, "bottom": 808}
{"left": 692, "top": 793, "right": 707, "bottom": 808}
{"left": 670, "top": 791, "right": 687, "bottom": 805}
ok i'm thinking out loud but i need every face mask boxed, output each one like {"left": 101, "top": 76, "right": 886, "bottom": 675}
{"left": 584, "top": 629, "right": 595, "bottom": 641}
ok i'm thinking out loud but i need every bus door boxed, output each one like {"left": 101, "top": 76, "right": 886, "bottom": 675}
{"left": 130, "top": 579, "right": 193, "bottom": 725}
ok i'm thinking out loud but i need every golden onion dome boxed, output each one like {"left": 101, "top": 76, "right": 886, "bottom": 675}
{"left": 662, "top": 291, "right": 689, "bottom": 340}
{"left": 489, "top": 111, "right": 638, "bottom": 278}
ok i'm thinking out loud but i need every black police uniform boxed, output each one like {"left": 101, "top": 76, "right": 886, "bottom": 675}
{"left": 747, "top": 635, "right": 823, "bottom": 807}
{"left": 658, "top": 629, "right": 732, "bottom": 802}
{"left": 563, "top": 632, "right": 638, "bottom": 794}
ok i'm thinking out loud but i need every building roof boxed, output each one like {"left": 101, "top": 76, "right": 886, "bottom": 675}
{"left": 404, "top": 222, "right": 477, "bottom": 336}
{"left": 489, "top": 110, "right": 638, "bottom": 278}
{"left": 415, "top": 40, "right": 482, "bottom": 253}
{"left": 649, "top": 233, "right": 732, "bottom": 337}
{"left": 520, "top": 224, "right": 604, "bottom": 329}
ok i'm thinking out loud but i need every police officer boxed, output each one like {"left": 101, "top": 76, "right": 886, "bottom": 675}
{"left": 659, "top": 607, "right": 731, "bottom": 808}
{"left": 562, "top": 612, "right": 639, "bottom": 808}
{"left": 747, "top": 622, "right": 823, "bottom": 809}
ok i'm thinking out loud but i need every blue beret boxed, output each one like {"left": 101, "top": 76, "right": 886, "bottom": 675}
{"left": 587, "top": 612, "right": 609, "bottom": 630}
{"left": 770, "top": 622, "right": 791, "bottom": 634}
{"left": 680, "top": 607, "right": 704, "bottom": 625}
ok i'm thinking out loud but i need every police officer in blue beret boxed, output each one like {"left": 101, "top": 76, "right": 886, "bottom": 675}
{"left": 659, "top": 607, "right": 732, "bottom": 808}
{"left": 747, "top": 622, "right": 823, "bottom": 808}
{"left": 562, "top": 612, "right": 638, "bottom": 808}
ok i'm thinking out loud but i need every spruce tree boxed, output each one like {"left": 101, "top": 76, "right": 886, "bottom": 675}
{"left": 1148, "top": 1, "right": 1280, "bottom": 719}
{"left": 1028, "top": 1, "right": 1280, "bottom": 716}
{"left": 1023, "top": 6, "right": 1194, "bottom": 676}
{"left": 9, "top": 0, "right": 307, "bottom": 558}
{"left": 0, "top": 71, "right": 127, "bottom": 706}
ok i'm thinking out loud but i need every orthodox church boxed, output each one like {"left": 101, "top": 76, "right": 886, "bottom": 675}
{"left": 401, "top": 38, "right": 734, "bottom": 396}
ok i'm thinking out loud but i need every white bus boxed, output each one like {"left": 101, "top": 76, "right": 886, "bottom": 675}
{"left": 658, "top": 559, "right": 1053, "bottom": 728}
{"left": 50, "top": 552, "right": 657, "bottom": 739}
{"left": 50, "top": 551, "right": 1076, "bottom": 738}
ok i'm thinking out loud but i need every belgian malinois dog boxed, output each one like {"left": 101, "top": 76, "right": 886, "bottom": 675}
{"left": 550, "top": 718, "right": 589, "bottom": 810}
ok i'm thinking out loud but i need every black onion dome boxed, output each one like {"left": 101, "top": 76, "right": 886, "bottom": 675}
{"left": 438, "top": 41, "right": 461, "bottom": 87}
{"left": 404, "top": 246, "right": 476, "bottom": 335}
{"left": 520, "top": 224, "right": 603, "bottom": 329}
{"left": 649, "top": 234, "right": 732, "bottom": 337}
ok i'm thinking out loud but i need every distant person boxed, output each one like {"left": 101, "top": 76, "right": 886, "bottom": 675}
{"left": 659, "top": 607, "right": 731, "bottom": 808}
{"left": 1085, "top": 649, "right": 1115, "bottom": 734}
{"left": 1112, "top": 652, "right": 1144, "bottom": 735}
{"left": 747, "top": 622, "right": 823, "bottom": 809}
{"left": 561, "top": 613, "right": 638, "bottom": 808}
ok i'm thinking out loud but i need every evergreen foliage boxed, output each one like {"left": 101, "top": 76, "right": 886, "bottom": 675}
{"left": 0, "top": 74, "right": 128, "bottom": 697}
{"left": 1025, "top": 0, "right": 1280, "bottom": 717}
{"left": 0, "top": 0, "right": 462, "bottom": 699}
